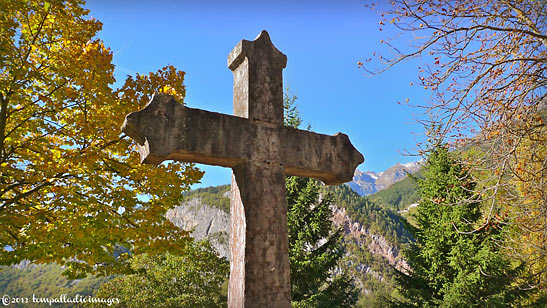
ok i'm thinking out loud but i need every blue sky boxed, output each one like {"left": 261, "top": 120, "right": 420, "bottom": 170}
{"left": 85, "top": 0, "right": 429, "bottom": 188}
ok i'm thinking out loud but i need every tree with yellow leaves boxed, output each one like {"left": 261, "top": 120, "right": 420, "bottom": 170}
{"left": 364, "top": 0, "right": 546, "bottom": 298}
{"left": 0, "top": 0, "right": 203, "bottom": 277}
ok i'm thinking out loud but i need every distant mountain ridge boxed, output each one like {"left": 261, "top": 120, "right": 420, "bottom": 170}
{"left": 347, "top": 161, "right": 422, "bottom": 196}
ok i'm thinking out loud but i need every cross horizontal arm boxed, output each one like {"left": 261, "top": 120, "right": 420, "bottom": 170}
{"left": 122, "top": 94, "right": 363, "bottom": 185}
{"left": 280, "top": 128, "right": 363, "bottom": 185}
{"left": 121, "top": 94, "right": 252, "bottom": 167}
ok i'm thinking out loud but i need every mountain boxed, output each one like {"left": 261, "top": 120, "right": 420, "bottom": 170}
{"left": 346, "top": 170, "right": 380, "bottom": 195}
{"left": 347, "top": 161, "right": 422, "bottom": 196}
{"left": 368, "top": 169, "right": 422, "bottom": 212}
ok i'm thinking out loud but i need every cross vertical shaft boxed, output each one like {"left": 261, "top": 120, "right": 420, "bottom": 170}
{"left": 228, "top": 31, "right": 291, "bottom": 307}
{"left": 230, "top": 165, "right": 290, "bottom": 307}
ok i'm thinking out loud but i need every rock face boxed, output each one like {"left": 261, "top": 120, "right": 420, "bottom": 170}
{"left": 331, "top": 206, "right": 409, "bottom": 273}
{"left": 168, "top": 188, "right": 409, "bottom": 282}
{"left": 166, "top": 197, "right": 230, "bottom": 259}
{"left": 348, "top": 161, "right": 422, "bottom": 196}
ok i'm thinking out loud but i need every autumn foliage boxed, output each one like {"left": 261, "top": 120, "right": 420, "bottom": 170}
{"left": 0, "top": 0, "right": 202, "bottom": 277}
{"left": 366, "top": 0, "right": 546, "bottom": 296}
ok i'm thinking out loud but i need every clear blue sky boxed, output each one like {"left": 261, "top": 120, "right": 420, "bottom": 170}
{"left": 85, "top": 0, "right": 429, "bottom": 188}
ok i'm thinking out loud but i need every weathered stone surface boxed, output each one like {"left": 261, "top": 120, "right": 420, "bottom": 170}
{"left": 228, "top": 31, "right": 286, "bottom": 124}
{"left": 122, "top": 30, "right": 364, "bottom": 308}
{"left": 122, "top": 94, "right": 362, "bottom": 185}
{"left": 230, "top": 164, "right": 291, "bottom": 307}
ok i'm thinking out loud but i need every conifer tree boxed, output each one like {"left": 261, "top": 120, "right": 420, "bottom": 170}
{"left": 284, "top": 90, "right": 358, "bottom": 307}
{"left": 286, "top": 176, "right": 358, "bottom": 307}
{"left": 393, "top": 145, "right": 524, "bottom": 307}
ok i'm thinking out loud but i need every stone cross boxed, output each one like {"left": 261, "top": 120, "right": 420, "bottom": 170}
{"left": 121, "top": 31, "right": 363, "bottom": 308}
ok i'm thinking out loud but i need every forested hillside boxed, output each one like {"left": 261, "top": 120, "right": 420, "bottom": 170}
{"left": 367, "top": 170, "right": 422, "bottom": 212}
{"left": 0, "top": 263, "right": 110, "bottom": 308}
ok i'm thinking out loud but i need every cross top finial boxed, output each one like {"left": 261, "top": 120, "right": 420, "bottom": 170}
{"left": 228, "top": 30, "right": 286, "bottom": 124}
{"left": 228, "top": 30, "right": 287, "bottom": 71}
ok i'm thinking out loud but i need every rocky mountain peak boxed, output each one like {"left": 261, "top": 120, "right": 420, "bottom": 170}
{"left": 347, "top": 161, "right": 422, "bottom": 196}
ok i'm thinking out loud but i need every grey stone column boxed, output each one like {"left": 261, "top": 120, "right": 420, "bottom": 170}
{"left": 229, "top": 163, "right": 291, "bottom": 307}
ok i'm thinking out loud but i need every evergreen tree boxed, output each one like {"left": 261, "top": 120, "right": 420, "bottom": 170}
{"left": 393, "top": 145, "right": 524, "bottom": 307}
{"left": 287, "top": 176, "right": 358, "bottom": 308}
{"left": 284, "top": 90, "right": 358, "bottom": 307}
{"left": 283, "top": 89, "right": 302, "bottom": 129}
